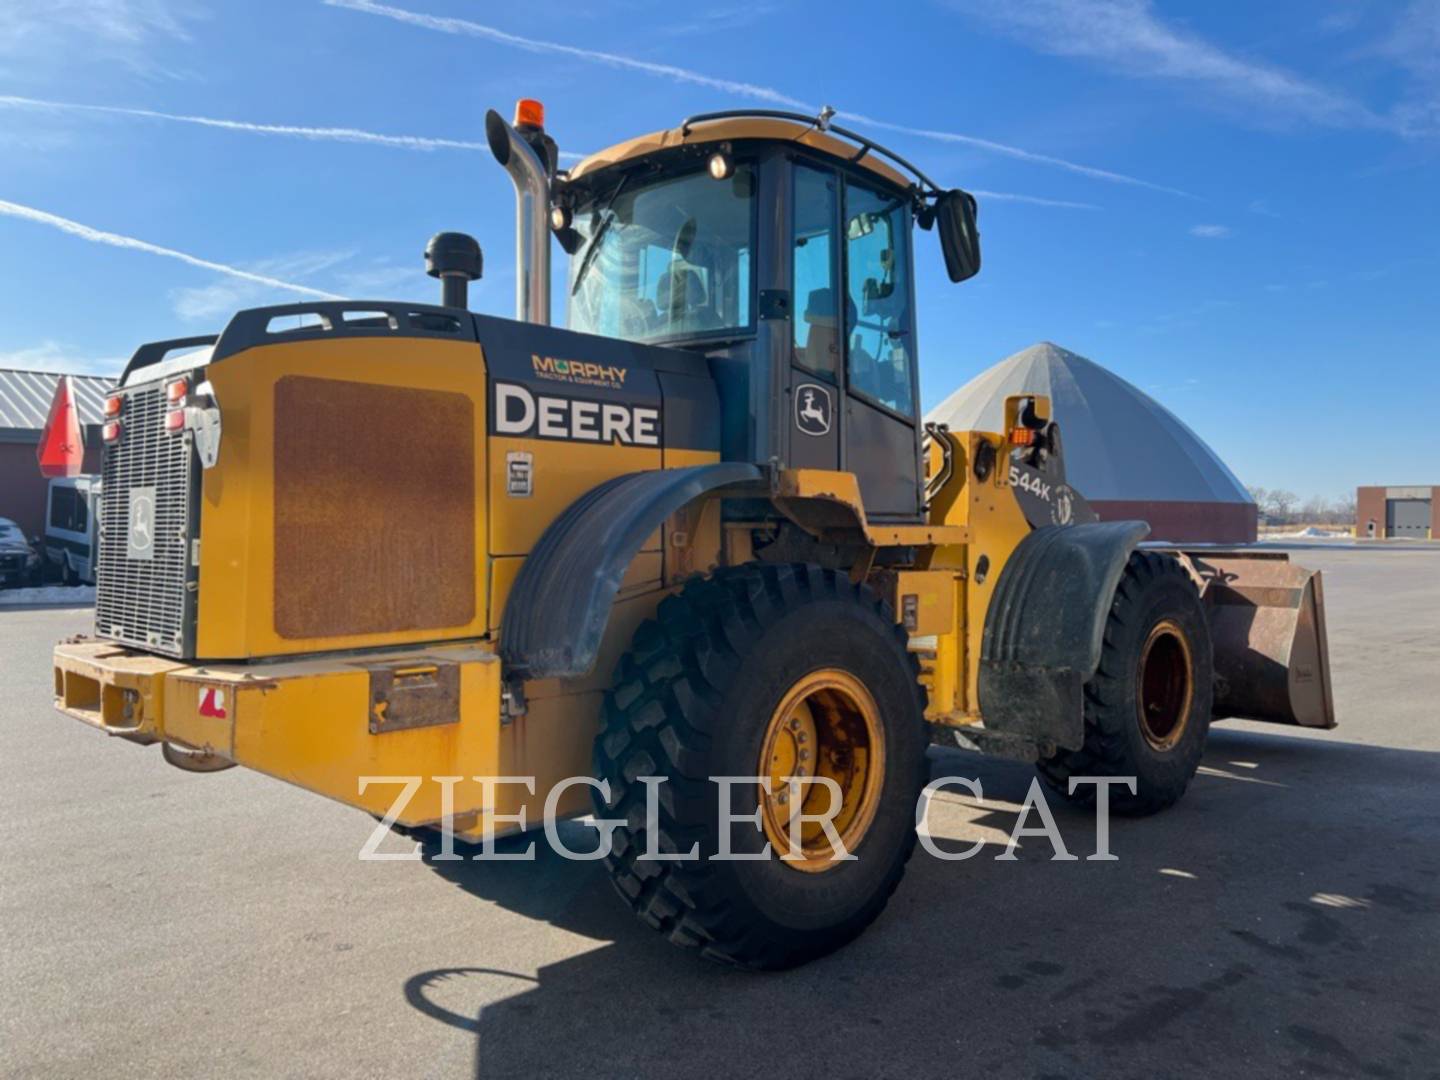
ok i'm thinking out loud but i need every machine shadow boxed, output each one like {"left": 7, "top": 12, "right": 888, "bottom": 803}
{"left": 403, "top": 727, "right": 1440, "bottom": 1079}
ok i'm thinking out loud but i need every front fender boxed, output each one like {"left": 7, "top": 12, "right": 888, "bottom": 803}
{"left": 499, "top": 462, "right": 762, "bottom": 680}
{"left": 978, "top": 521, "right": 1150, "bottom": 751}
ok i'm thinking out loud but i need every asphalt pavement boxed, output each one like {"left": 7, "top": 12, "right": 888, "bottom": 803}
{"left": 2, "top": 545, "right": 1438, "bottom": 1079}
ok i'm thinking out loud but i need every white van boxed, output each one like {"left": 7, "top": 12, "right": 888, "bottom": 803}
{"left": 45, "top": 476, "right": 101, "bottom": 585}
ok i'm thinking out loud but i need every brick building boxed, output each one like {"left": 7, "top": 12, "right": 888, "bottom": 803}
{"left": 1356, "top": 486, "right": 1438, "bottom": 539}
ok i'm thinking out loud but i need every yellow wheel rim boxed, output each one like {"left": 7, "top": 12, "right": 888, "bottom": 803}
{"left": 1136, "top": 619, "right": 1194, "bottom": 752}
{"left": 757, "top": 668, "right": 885, "bottom": 873}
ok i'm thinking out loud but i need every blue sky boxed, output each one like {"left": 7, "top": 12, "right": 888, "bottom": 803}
{"left": 1, "top": 0, "right": 1436, "bottom": 499}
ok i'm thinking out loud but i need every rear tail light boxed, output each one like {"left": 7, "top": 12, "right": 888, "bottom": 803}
{"left": 104, "top": 394, "right": 123, "bottom": 417}
{"left": 164, "top": 409, "right": 186, "bottom": 433}
{"left": 166, "top": 378, "right": 188, "bottom": 405}
{"left": 102, "top": 420, "right": 121, "bottom": 442}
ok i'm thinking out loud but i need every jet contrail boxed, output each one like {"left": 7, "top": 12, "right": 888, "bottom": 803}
{"left": 0, "top": 93, "right": 586, "bottom": 161}
{"left": 0, "top": 94, "right": 487, "bottom": 152}
{"left": 0, "top": 198, "right": 344, "bottom": 299}
{"left": 322, "top": 0, "right": 1191, "bottom": 196}
{"left": 971, "top": 190, "right": 1099, "bottom": 210}
{"left": 322, "top": 0, "right": 808, "bottom": 108}
{"left": 2, "top": 92, "right": 1071, "bottom": 204}
{"left": 842, "top": 113, "right": 1194, "bottom": 199}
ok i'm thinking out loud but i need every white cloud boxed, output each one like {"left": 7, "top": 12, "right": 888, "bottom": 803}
{"left": 945, "top": 0, "right": 1386, "bottom": 130}
{"left": 169, "top": 250, "right": 355, "bottom": 321}
{"left": 0, "top": 0, "right": 199, "bottom": 76}
{"left": 655, "top": 6, "right": 778, "bottom": 37}
{"left": 323, "top": 0, "right": 1191, "bottom": 195}
{"left": 0, "top": 198, "right": 345, "bottom": 301}
{"left": 0, "top": 341, "right": 124, "bottom": 376}
{"left": 1373, "top": 0, "right": 1440, "bottom": 136}
{"left": 1189, "top": 224, "right": 1232, "bottom": 238}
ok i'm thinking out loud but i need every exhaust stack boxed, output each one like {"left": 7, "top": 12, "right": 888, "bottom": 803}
{"left": 486, "top": 100, "right": 555, "bottom": 325}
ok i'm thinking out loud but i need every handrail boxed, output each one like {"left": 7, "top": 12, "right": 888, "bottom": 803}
{"left": 678, "top": 108, "right": 944, "bottom": 195}
{"left": 923, "top": 422, "right": 954, "bottom": 510}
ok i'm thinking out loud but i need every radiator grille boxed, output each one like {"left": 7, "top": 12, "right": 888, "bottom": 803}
{"left": 94, "top": 381, "right": 198, "bottom": 656}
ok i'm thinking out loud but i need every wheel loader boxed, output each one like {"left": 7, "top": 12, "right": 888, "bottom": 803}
{"left": 49, "top": 100, "right": 1334, "bottom": 969}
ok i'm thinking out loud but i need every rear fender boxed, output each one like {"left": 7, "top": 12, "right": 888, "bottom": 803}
{"left": 978, "top": 521, "right": 1150, "bottom": 752}
{"left": 499, "top": 463, "right": 762, "bottom": 680}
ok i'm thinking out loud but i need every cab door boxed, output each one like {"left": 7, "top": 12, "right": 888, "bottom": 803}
{"left": 840, "top": 178, "right": 922, "bottom": 520}
{"left": 785, "top": 161, "right": 843, "bottom": 471}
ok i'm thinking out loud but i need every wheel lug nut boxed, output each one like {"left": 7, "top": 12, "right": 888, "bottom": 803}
{"left": 799, "top": 749, "right": 810, "bottom": 761}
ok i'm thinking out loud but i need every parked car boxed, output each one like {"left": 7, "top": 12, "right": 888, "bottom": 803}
{"left": 44, "top": 476, "right": 101, "bottom": 585}
{"left": 0, "top": 517, "right": 42, "bottom": 588}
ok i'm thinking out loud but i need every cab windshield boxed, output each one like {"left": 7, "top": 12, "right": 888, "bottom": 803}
{"left": 567, "top": 165, "right": 755, "bottom": 344}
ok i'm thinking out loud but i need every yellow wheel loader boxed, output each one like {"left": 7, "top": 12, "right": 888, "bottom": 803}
{"left": 51, "top": 100, "right": 1334, "bottom": 970}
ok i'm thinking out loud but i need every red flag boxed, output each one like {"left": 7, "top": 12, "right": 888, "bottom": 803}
{"left": 37, "top": 375, "right": 86, "bottom": 478}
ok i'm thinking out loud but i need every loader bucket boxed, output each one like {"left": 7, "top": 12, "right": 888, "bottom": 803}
{"left": 1179, "top": 550, "right": 1336, "bottom": 729}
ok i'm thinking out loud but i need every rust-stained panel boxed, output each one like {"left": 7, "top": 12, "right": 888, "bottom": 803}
{"left": 274, "top": 376, "right": 475, "bottom": 639}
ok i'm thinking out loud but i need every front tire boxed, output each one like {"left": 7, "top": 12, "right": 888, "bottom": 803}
{"left": 1038, "top": 551, "right": 1213, "bottom": 816}
{"left": 594, "top": 563, "right": 929, "bottom": 970}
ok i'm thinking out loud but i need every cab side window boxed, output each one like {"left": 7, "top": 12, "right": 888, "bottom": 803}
{"left": 844, "top": 181, "right": 915, "bottom": 417}
{"left": 792, "top": 164, "right": 840, "bottom": 381}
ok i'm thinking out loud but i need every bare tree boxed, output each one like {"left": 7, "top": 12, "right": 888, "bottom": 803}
{"left": 1335, "top": 491, "right": 1356, "bottom": 525}
{"left": 1267, "top": 489, "right": 1298, "bottom": 524}
{"left": 1301, "top": 495, "right": 1328, "bottom": 524}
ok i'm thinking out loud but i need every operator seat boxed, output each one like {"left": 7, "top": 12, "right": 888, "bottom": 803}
{"left": 655, "top": 265, "right": 709, "bottom": 331}
{"left": 801, "top": 287, "right": 842, "bottom": 377}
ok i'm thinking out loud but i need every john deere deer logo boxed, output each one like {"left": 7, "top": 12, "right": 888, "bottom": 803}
{"left": 794, "top": 383, "right": 832, "bottom": 437}
{"left": 126, "top": 486, "right": 156, "bottom": 560}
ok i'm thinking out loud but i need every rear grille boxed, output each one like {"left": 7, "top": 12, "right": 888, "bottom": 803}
{"left": 94, "top": 381, "right": 199, "bottom": 656}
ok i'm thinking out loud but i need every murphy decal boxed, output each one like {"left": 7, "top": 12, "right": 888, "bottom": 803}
{"left": 493, "top": 382, "right": 661, "bottom": 447}
{"left": 532, "top": 354, "right": 628, "bottom": 390}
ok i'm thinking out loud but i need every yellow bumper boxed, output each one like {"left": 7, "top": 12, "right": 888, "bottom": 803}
{"left": 52, "top": 638, "right": 503, "bottom": 827}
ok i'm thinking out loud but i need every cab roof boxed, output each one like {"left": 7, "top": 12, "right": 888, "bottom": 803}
{"left": 568, "top": 115, "right": 916, "bottom": 193}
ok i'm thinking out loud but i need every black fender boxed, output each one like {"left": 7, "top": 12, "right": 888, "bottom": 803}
{"left": 978, "top": 520, "right": 1150, "bottom": 751}
{"left": 499, "top": 462, "right": 762, "bottom": 680}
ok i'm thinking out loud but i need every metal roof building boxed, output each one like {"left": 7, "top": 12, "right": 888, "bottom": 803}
{"left": 928, "top": 342, "right": 1257, "bottom": 544}
{"left": 0, "top": 368, "right": 111, "bottom": 441}
{"left": 0, "top": 368, "right": 113, "bottom": 542}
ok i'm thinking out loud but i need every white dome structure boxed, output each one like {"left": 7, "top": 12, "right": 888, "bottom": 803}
{"left": 928, "top": 342, "right": 1256, "bottom": 543}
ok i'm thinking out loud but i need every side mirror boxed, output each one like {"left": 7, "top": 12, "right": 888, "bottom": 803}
{"left": 937, "top": 190, "right": 981, "bottom": 283}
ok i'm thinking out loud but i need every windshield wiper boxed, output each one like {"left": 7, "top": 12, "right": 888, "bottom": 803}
{"left": 570, "top": 173, "right": 631, "bottom": 297}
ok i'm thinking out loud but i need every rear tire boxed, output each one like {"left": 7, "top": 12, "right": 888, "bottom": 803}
{"left": 1038, "top": 551, "right": 1212, "bottom": 816}
{"left": 594, "top": 563, "right": 929, "bottom": 970}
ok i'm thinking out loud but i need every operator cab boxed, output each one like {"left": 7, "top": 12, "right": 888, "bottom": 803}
{"left": 554, "top": 110, "right": 980, "bottom": 522}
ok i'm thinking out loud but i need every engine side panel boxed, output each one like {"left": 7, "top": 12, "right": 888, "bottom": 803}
{"left": 196, "top": 336, "right": 490, "bottom": 659}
